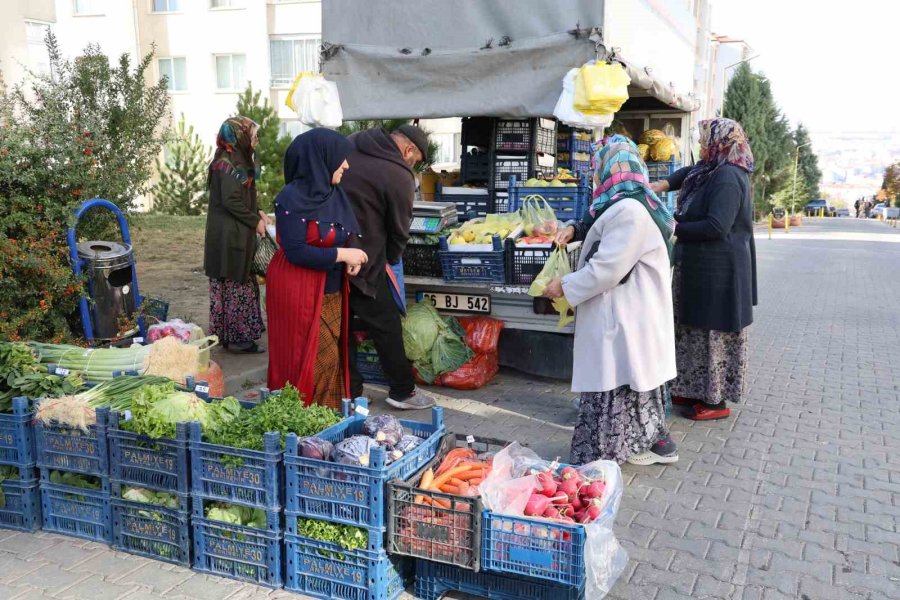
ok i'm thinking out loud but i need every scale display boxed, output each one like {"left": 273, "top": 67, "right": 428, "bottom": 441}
{"left": 410, "top": 216, "right": 448, "bottom": 234}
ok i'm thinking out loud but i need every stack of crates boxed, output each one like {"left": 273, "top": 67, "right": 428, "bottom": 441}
{"left": 283, "top": 399, "right": 445, "bottom": 600}
{"left": 493, "top": 118, "right": 558, "bottom": 214}
{"left": 188, "top": 389, "right": 285, "bottom": 588}
{"left": 556, "top": 125, "right": 593, "bottom": 176}
{"left": 35, "top": 404, "right": 112, "bottom": 543}
{"left": 645, "top": 159, "right": 681, "bottom": 212}
{"left": 107, "top": 403, "right": 193, "bottom": 566}
{"left": 0, "top": 397, "right": 40, "bottom": 532}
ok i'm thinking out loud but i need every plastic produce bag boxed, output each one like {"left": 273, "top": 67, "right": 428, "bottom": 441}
{"left": 573, "top": 61, "right": 631, "bottom": 116}
{"left": 439, "top": 351, "right": 498, "bottom": 390}
{"left": 459, "top": 317, "right": 503, "bottom": 355}
{"left": 554, "top": 68, "right": 615, "bottom": 128}
{"left": 286, "top": 73, "right": 343, "bottom": 129}
{"left": 147, "top": 319, "right": 203, "bottom": 343}
{"left": 481, "top": 443, "right": 628, "bottom": 600}
{"left": 520, "top": 196, "right": 560, "bottom": 239}
{"left": 527, "top": 248, "right": 574, "bottom": 329}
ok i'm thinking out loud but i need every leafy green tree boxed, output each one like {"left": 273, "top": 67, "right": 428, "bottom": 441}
{"left": 0, "top": 31, "right": 169, "bottom": 342}
{"left": 152, "top": 115, "right": 209, "bottom": 215}
{"left": 879, "top": 162, "right": 900, "bottom": 208}
{"left": 235, "top": 86, "right": 291, "bottom": 211}
{"left": 793, "top": 124, "right": 821, "bottom": 203}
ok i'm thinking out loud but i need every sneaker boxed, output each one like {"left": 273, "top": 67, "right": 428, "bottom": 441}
{"left": 385, "top": 389, "right": 436, "bottom": 410}
{"left": 626, "top": 435, "right": 679, "bottom": 465}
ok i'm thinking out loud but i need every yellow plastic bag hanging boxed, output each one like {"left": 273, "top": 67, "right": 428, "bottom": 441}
{"left": 284, "top": 71, "right": 317, "bottom": 112}
{"left": 573, "top": 61, "right": 631, "bottom": 116}
{"left": 527, "top": 248, "right": 575, "bottom": 329}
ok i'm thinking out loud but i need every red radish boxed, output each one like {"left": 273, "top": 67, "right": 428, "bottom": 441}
{"left": 558, "top": 477, "right": 579, "bottom": 498}
{"left": 560, "top": 466, "right": 578, "bottom": 480}
{"left": 571, "top": 496, "right": 584, "bottom": 512}
{"left": 542, "top": 506, "right": 560, "bottom": 519}
{"left": 536, "top": 472, "right": 558, "bottom": 496}
{"left": 584, "top": 505, "right": 602, "bottom": 522}
{"left": 524, "top": 493, "right": 551, "bottom": 516}
{"left": 583, "top": 481, "right": 605, "bottom": 499}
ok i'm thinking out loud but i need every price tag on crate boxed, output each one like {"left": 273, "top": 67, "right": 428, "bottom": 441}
{"left": 195, "top": 384, "right": 210, "bottom": 395}
{"left": 55, "top": 367, "right": 70, "bottom": 376}
{"left": 466, "top": 435, "right": 475, "bottom": 446}
{"left": 355, "top": 405, "right": 370, "bottom": 417}
{"left": 123, "top": 410, "right": 133, "bottom": 421}
{"left": 131, "top": 337, "right": 144, "bottom": 346}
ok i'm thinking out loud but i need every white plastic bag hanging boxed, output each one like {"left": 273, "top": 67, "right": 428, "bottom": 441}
{"left": 285, "top": 73, "right": 343, "bottom": 129}
{"left": 554, "top": 68, "right": 615, "bottom": 129}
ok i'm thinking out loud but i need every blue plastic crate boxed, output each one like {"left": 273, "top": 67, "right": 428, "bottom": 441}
{"left": 481, "top": 510, "right": 586, "bottom": 588}
{"left": 108, "top": 412, "right": 191, "bottom": 495}
{"left": 645, "top": 160, "right": 680, "bottom": 182}
{"left": 0, "top": 478, "right": 41, "bottom": 532}
{"left": 190, "top": 423, "right": 282, "bottom": 510}
{"left": 438, "top": 236, "right": 506, "bottom": 284}
{"left": 0, "top": 397, "right": 35, "bottom": 465}
{"left": 111, "top": 495, "right": 191, "bottom": 566}
{"left": 356, "top": 348, "right": 388, "bottom": 387}
{"left": 285, "top": 534, "right": 405, "bottom": 600}
{"left": 506, "top": 174, "right": 591, "bottom": 222}
{"left": 415, "top": 559, "right": 584, "bottom": 600}
{"left": 192, "top": 504, "right": 282, "bottom": 588}
{"left": 284, "top": 399, "right": 444, "bottom": 530}
{"left": 34, "top": 406, "right": 110, "bottom": 477}
{"left": 40, "top": 478, "right": 112, "bottom": 543}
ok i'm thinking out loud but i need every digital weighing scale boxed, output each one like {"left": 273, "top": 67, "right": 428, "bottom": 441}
{"left": 410, "top": 202, "right": 458, "bottom": 234}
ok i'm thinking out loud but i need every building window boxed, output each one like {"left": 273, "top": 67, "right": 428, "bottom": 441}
{"left": 25, "top": 21, "right": 52, "bottom": 76}
{"left": 158, "top": 58, "right": 187, "bottom": 92}
{"left": 215, "top": 54, "right": 246, "bottom": 91}
{"left": 431, "top": 132, "right": 460, "bottom": 165}
{"left": 210, "top": 0, "right": 241, "bottom": 8}
{"left": 152, "top": 0, "right": 180, "bottom": 13}
{"left": 269, "top": 37, "right": 320, "bottom": 87}
{"left": 74, "top": 0, "right": 104, "bottom": 15}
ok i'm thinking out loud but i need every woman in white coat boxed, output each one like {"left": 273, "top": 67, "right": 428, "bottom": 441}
{"left": 548, "top": 135, "right": 678, "bottom": 466}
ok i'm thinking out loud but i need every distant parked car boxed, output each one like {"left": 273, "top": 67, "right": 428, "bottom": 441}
{"left": 869, "top": 203, "right": 885, "bottom": 218}
{"left": 836, "top": 208, "right": 850, "bottom": 217}
{"left": 804, "top": 199, "right": 835, "bottom": 217}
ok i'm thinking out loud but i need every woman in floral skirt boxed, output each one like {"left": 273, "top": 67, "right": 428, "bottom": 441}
{"left": 203, "top": 116, "right": 269, "bottom": 353}
{"left": 549, "top": 135, "right": 678, "bottom": 466}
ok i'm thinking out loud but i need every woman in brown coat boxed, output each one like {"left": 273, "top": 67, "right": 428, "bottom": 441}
{"left": 203, "top": 116, "right": 269, "bottom": 353}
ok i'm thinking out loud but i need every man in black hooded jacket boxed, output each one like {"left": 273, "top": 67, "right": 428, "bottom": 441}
{"left": 341, "top": 125, "right": 435, "bottom": 410}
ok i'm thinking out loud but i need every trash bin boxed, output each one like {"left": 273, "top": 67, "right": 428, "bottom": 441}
{"left": 76, "top": 241, "right": 138, "bottom": 340}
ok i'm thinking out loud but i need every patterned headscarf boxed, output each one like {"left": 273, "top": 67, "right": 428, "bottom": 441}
{"left": 591, "top": 134, "right": 675, "bottom": 257}
{"left": 208, "top": 116, "right": 260, "bottom": 188}
{"left": 679, "top": 118, "right": 754, "bottom": 214}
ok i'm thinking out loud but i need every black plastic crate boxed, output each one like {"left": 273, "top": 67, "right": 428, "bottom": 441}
{"left": 461, "top": 152, "right": 492, "bottom": 185}
{"left": 505, "top": 241, "right": 553, "bottom": 287}
{"left": 436, "top": 185, "right": 493, "bottom": 221}
{"left": 495, "top": 118, "right": 557, "bottom": 155}
{"left": 492, "top": 155, "right": 556, "bottom": 191}
{"left": 403, "top": 243, "right": 442, "bottom": 278}
{"left": 387, "top": 433, "right": 507, "bottom": 571}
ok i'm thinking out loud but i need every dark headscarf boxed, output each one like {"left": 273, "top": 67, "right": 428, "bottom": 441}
{"left": 275, "top": 128, "right": 359, "bottom": 233}
{"left": 208, "top": 116, "right": 259, "bottom": 188}
{"left": 679, "top": 118, "right": 754, "bottom": 215}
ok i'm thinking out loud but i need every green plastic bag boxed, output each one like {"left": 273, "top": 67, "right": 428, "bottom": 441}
{"left": 527, "top": 248, "right": 574, "bottom": 329}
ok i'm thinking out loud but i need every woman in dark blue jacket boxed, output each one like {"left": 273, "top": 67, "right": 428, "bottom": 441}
{"left": 653, "top": 118, "right": 757, "bottom": 420}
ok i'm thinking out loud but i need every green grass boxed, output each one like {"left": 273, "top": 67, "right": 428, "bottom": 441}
{"left": 131, "top": 214, "right": 207, "bottom": 233}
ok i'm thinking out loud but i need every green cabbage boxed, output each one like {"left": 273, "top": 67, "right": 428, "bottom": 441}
{"left": 402, "top": 303, "right": 441, "bottom": 361}
{"left": 431, "top": 332, "right": 473, "bottom": 375}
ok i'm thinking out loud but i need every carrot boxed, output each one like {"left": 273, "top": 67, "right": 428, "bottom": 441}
{"left": 415, "top": 468, "right": 435, "bottom": 504}
{"left": 429, "top": 464, "right": 477, "bottom": 490}
{"left": 456, "top": 469, "right": 488, "bottom": 481}
{"left": 440, "top": 484, "right": 460, "bottom": 494}
{"left": 468, "top": 478, "right": 482, "bottom": 486}
{"left": 435, "top": 448, "right": 477, "bottom": 475}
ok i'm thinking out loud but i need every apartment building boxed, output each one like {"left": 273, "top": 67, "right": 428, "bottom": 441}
{"left": 0, "top": 0, "right": 56, "bottom": 86}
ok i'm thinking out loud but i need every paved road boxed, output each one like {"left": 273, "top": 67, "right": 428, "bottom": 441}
{"left": 1, "top": 217, "right": 897, "bottom": 599}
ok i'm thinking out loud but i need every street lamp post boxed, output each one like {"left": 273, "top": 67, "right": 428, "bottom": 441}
{"left": 792, "top": 141, "right": 812, "bottom": 216}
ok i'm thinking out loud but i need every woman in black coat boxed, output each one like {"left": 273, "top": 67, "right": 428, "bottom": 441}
{"left": 652, "top": 118, "right": 757, "bottom": 420}
{"left": 203, "top": 116, "right": 270, "bottom": 353}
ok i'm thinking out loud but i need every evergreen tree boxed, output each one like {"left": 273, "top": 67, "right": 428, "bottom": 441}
{"left": 152, "top": 115, "right": 209, "bottom": 215}
{"left": 235, "top": 86, "right": 291, "bottom": 211}
{"left": 793, "top": 124, "right": 822, "bottom": 203}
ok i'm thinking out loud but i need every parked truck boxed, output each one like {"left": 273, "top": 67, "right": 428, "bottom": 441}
{"left": 321, "top": 0, "right": 699, "bottom": 379}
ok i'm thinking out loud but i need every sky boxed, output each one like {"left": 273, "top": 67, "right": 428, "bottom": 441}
{"left": 711, "top": 0, "right": 899, "bottom": 134}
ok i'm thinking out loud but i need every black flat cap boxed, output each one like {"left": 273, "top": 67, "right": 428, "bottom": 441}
{"left": 396, "top": 124, "right": 429, "bottom": 158}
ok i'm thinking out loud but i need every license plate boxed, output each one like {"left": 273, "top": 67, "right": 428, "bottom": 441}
{"left": 417, "top": 292, "right": 491, "bottom": 314}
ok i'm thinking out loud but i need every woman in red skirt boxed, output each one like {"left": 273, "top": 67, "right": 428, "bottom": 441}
{"left": 266, "top": 128, "right": 368, "bottom": 409}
